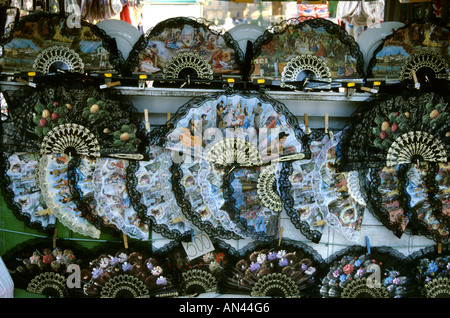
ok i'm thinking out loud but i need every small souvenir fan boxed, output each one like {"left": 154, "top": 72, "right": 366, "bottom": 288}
{"left": 409, "top": 245, "right": 450, "bottom": 298}
{"left": 337, "top": 91, "right": 450, "bottom": 242}
{"left": 92, "top": 158, "right": 150, "bottom": 240}
{"left": 2, "top": 238, "right": 88, "bottom": 298}
{"left": 82, "top": 250, "right": 178, "bottom": 298}
{"left": 0, "top": 11, "right": 123, "bottom": 74}
{"left": 126, "top": 145, "right": 194, "bottom": 240}
{"left": 224, "top": 239, "right": 324, "bottom": 298}
{"left": 38, "top": 154, "right": 101, "bottom": 238}
{"left": 315, "top": 131, "right": 366, "bottom": 242}
{"left": 125, "top": 16, "right": 244, "bottom": 80}
{"left": 162, "top": 240, "right": 238, "bottom": 297}
{"left": 278, "top": 130, "right": 329, "bottom": 243}
{"left": 151, "top": 90, "right": 308, "bottom": 241}
{"left": 368, "top": 21, "right": 450, "bottom": 86}
{"left": 251, "top": 17, "right": 365, "bottom": 89}
{"left": 0, "top": 152, "right": 56, "bottom": 234}
{"left": 320, "top": 246, "right": 413, "bottom": 298}
{"left": 1, "top": 82, "right": 145, "bottom": 159}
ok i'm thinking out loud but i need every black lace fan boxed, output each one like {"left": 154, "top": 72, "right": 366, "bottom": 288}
{"left": 149, "top": 90, "right": 309, "bottom": 241}
{"left": 125, "top": 16, "right": 244, "bottom": 81}
{"left": 337, "top": 91, "right": 450, "bottom": 242}
{"left": 367, "top": 20, "right": 450, "bottom": 88}
{"left": 222, "top": 239, "right": 325, "bottom": 298}
{"left": 0, "top": 12, "right": 123, "bottom": 75}
{"left": 408, "top": 244, "right": 450, "bottom": 298}
{"left": 320, "top": 245, "right": 415, "bottom": 298}
{"left": 81, "top": 247, "right": 179, "bottom": 298}
{"left": 251, "top": 17, "right": 365, "bottom": 89}
{"left": 2, "top": 238, "right": 90, "bottom": 298}
{"left": 1, "top": 81, "right": 146, "bottom": 159}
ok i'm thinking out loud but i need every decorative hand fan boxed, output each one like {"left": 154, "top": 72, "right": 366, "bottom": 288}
{"left": 1, "top": 82, "right": 146, "bottom": 159}
{"left": 0, "top": 11, "right": 123, "bottom": 74}
{"left": 314, "top": 131, "right": 366, "bottom": 242}
{"left": 161, "top": 240, "right": 238, "bottom": 297}
{"left": 125, "top": 16, "right": 244, "bottom": 80}
{"left": 320, "top": 246, "right": 413, "bottom": 298}
{"left": 151, "top": 90, "right": 308, "bottom": 241}
{"left": 368, "top": 21, "right": 450, "bottom": 86}
{"left": 38, "top": 154, "right": 101, "bottom": 238}
{"left": 126, "top": 145, "right": 194, "bottom": 240}
{"left": 409, "top": 244, "right": 450, "bottom": 298}
{"left": 223, "top": 239, "right": 324, "bottom": 297}
{"left": 82, "top": 250, "right": 178, "bottom": 298}
{"left": 92, "top": 158, "right": 150, "bottom": 241}
{"left": 2, "top": 238, "right": 89, "bottom": 298}
{"left": 251, "top": 17, "right": 365, "bottom": 88}
{"left": 0, "top": 152, "right": 56, "bottom": 234}
{"left": 337, "top": 91, "right": 450, "bottom": 242}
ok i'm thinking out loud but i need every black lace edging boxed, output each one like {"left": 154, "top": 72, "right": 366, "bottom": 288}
{"left": 251, "top": 17, "right": 366, "bottom": 80}
{"left": 0, "top": 11, "right": 125, "bottom": 74}
{"left": 123, "top": 16, "right": 245, "bottom": 78}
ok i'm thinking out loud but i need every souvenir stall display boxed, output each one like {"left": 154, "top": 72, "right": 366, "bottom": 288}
{"left": 0, "top": 7, "right": 449, "bottom": 300}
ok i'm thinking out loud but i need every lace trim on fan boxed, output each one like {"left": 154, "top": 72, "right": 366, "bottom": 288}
{"left": 38, "top": 154, "right": 100, "bottom": 238}
{"left": 92, "top": 158, "right": 149, "bottom": 240}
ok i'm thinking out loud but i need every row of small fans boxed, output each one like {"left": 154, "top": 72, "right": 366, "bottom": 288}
{"left": 2, "top": 237, "right": 449, "bottom": 298}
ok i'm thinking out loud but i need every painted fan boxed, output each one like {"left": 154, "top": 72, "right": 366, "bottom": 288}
{"left": 223, "top": 239, "right": 324, "bottom": 297}
{"left": 160, "top": 239, "right": 238, "bottom": 297}
{"left": 2, "top": 238, "right": 89, "bottom": 298}
{"left": 368, "top": 20, "right": 450, "bottom": 87}
{"left": 0, "top": 12, "right": 123, "bottom": 75}
{"left": 251, "top": 17, "right": 365, "bottom": 89}
{"left": 409, "top": 244, "right": 450, "bottom": 298}
{"left": 125, "top": 16, "right": 244, "bottom": 80}
{"left": 92, "top": 158, "right": 150, "bottom": 241}
{"left": 0, "top": 152, "right": 56, "bottom": 234}
{"left": 337, "top": 91, "right": 450, "bottom": 242}
{"left": 320, "top": 246, "right": 413, "bottom": 298}
{"left": 82, "top": 249, "right": 178, "bottom": 298}
{"left": 151, "top": 90, "right": 308, "bottom": 241}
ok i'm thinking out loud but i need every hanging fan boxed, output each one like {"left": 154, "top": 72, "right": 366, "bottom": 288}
{"left": 320, "top": 246, "right": 413, "bottom": 298}
{"left": 1, "top": 82, "right": 146, "bottom": 159}
{"left": 0, "top": 11, "right": 123, "bottom": 75}
{"left": 126, "top": 145, "right": 194, "bottom": 240}
{"left": 92, "top": 158, "right": 150, "bottom": 241}
{"left": 125, "top": 16, "right": 244, "bottom": 79}
{"left": 38, "top": 153, "right": 101, "bottom": 238}
{"left": 314, "top": 131, "right": 366, "bottom": 242}
{"left": 337, "top": 91, "right": 449, "bottom": 242}
{"left": 150, "top": 90, "right": 308, "bottom": 241}
{"left": 223, "top": 239, "right": 324, "bottom": 297}
{"left": 409, "top": 244, "right": 450, "bottom": 298}
{"left": 0, "top": 152, "right": 56, "bottom": 234}
{"left": 2, "top": 238, "right": 89, "bottom": 298}
{"left": 368, "top": 21, "right": 450, "bottom": 86}
{"left": 82, "top": 250, "right": 178, "bottom": 298}
{"left": 251, "top": 17, "right": 365, "bottom": 88}
{"left": 161, "top": 240, "right": 238, "bottom": 297}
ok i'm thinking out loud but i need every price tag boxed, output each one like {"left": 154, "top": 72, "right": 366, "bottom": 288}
{"left": 182, "top": 232, "right": 215, "bottom": 261}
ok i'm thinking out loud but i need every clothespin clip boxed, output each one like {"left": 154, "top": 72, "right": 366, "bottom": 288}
{"left": 365, "top": 236, "right": 371, "bottom": 255}
{"left": 278, "top": 227, "right": 284, "bottom": 246}
{"left": 361, "top": 81, "right": 381, "bottom": 94}
{"left": 411, "top": 70, "right": 420, "bottom": 90}
{"left": 223, "top": 75, "right": 241, "bottom": 89}
{"left": 123, "top": 232, "right": 129, "bottom": 249}
{"left": 346, "top": 82, "right": 356, "bottom": 97}
{"left": 254, "top": 78, "right": 270, "bottom": 91}
{"left": 304, "top": 113, "right": 310, "bottom": 134}
{"left": 99, "top": 73, "right": 121, "bottom": 89}
{"left": 324, "top": 113, "right": 329, "bottom": 134}
{"left": 52, "top": 228, "right": 58, "bottom": 249}
{"left": 27, "top": 71, "right": 36, "bottom": 83}
{"left": 139, "top": 74, "right": 147, "bottom": 89}
{"left": 144, "top": 109, "right": 150, "bottom": 131}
